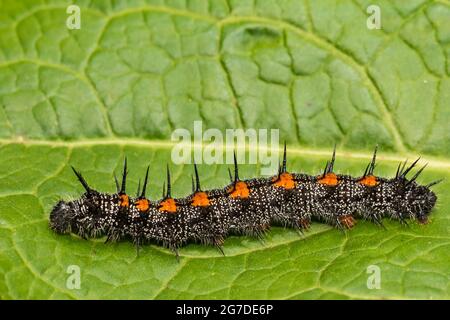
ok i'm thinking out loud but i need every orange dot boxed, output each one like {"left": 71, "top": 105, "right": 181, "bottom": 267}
{"left": 358, "top": 175, "right": 379, "bottom": 187}
{"left": 119, "top": 194, "right": 129, "bottom": 207}
{"left": 158, "top": 198, "right": 177, "bottom": 213}
{"left": 338, "top": 214, "right": 356, "bottom": 229}
{"left": 317, "top": 173, "right": 339, "bottom": 186}
{"left": 135, "top": 198, "right": 150, "bottom": 212}
{"left": 272, "top": 172, "right": 296, "bottom": 189}
{"left": 191, "top": 192, "right": 210, "bottom": 207}
{"left": 228, "top": 181, "right": 250, "bottom": 199}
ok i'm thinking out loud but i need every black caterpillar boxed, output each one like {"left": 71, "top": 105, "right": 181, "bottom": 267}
{"left": 49, "top": 146, "right": 439, "bottom": 259}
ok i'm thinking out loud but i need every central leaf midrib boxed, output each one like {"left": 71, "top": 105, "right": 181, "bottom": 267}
{"left": 0, "top": 138, "right": 449, "bottom": 169}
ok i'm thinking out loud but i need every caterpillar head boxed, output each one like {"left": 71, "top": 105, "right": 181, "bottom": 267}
{"left": 408, "top": 182, "right": 436, "bottom": 223}
{"left": 395, "top": 180, "right": 437, "bottom": 224}
{"left": 49, "top": 200, "right": 76, "bottom": 234}
{"left": 392, "top": 159, "right": 439, "bottom": 224}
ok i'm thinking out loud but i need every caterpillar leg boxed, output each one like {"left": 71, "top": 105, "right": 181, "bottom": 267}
{"left": 365, "top": 213, "right": 386, "bottom": 229}
{"left": 298, "top": 217, "right": 311, "bottom": 230}
{"left": 171, "top": 246, "right": 180, "bottom": 261}
{"left": 214, "top": 238, "right": 225, "bottom": 256}
{"left": 135, "top": 238, "right": 142, "bottom": 257}
{"left": 337, "top": 214, "right": 356, "bottom": 229}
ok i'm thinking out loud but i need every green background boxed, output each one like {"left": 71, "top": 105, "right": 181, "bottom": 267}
{"left": 0, "top": 0, "right": 449, "bottom": 299}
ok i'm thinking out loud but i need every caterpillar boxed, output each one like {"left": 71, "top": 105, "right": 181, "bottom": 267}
{"left": 49, "top": 146, "right": 439, "bottom": 259}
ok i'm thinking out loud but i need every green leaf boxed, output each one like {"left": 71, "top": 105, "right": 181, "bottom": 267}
{"left": 0, "top": 0, "right": 449, "bottom": 299}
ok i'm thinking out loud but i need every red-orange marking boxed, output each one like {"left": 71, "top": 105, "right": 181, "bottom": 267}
{"left": 299, "top": 218, "right": 311, "bottom": 229}
{"left": 135, "top": 198, "right": 150, "bottom": 212}
{"left": 358, "top": 175, "right": 379, "bottom": 187}
{"left": 339, "top": 215, "right": 356, "bottom": 229}
{"left": 119, "top": 194, "right": 129, "bottom": 207}
{"left": 228, "top": 181, "right": 250, "bottom": 199}
{"left": 260, "top": 223, "right": 271, "bottom": 231}
{"left": 418, "top": 216, "right": 429, "bottom": 225}
{"left": 317, "top": 173, "right": 339, "bottom": 186}
{"left": 272, "top": 172, "right": 296, "bottom": 189}
{"left": 159, "top": 198, "right": 177, "bottom": 213}
{"left": 191, "top": 192, "right": 211, "bottom": 207}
